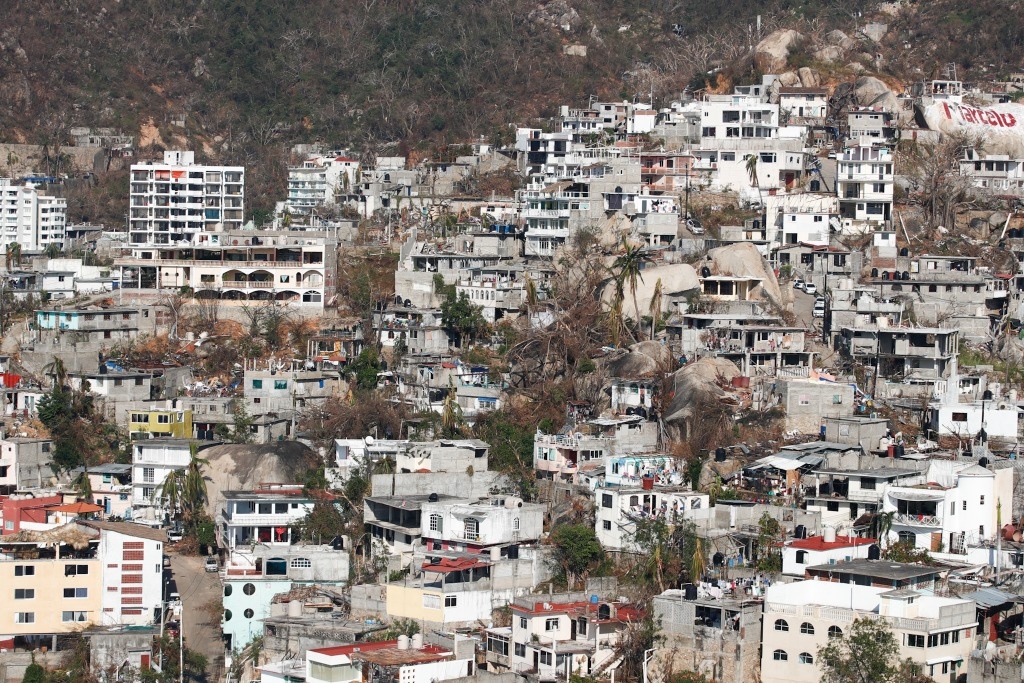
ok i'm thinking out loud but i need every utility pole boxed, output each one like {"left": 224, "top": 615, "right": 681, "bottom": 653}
{"left": 179, "top": 596, "right": 185, "bottom": 683}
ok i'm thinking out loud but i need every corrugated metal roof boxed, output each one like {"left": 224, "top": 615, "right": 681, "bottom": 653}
{"left": 962, "top": 587, "right": 1020, "bottom": 608}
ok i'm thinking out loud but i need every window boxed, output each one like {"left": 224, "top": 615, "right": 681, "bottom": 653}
{"left": 799, "top": 653, "right": 814, "bottom": 664}
{"left": 545, "top": 617, "right": 559, "bottom": 631}
{"left": 540, "top": 651, "right": 553, "bottom": 666}
{"left": 290, "top": 558, "right": 311, "bottom": 568}
{"left": 464, "top": 518, "right": 480, "bottom": 541}
{"left": 15, "top": 613, "right": 35, "bottom": 624}
{"left": 429, "top": 514, "right": 443, "bottom": 533}
{"left": 951, "top": 412, "right": 967, "bottom": 422}
{"left": 602, "top": 494, "right": 613, "bottom": 508}
{"left": 519, "top": 617, "right": 527, "bottom": 630}
{"left": 62, "top": 611, "right": 87, "bottom": 623}
{"left": 800, "top": 622, "right": 814, "bottom": 635}
{"left": 445, "top": 595, "right": 457, "bottom": 607}
{"left": 487, "top": 636, "right": 509, "bottom": 656}
{"left": 795, "top": 550, "right": 808, "bottom": 564}
{"left": 14, "top": 589, "right": 34, "bottom": 599}
{"left": 274, "top": 380, "right": 288, "bottom": 390}
{"left": 772, "top": 650, "right": 788, "bottom": 661}
{"left": 828, "top": 625, "right": 843, "bottom": 638}
{"left": 980, "top": 495, "right": 985, "bottom": 505}
{"left": 602, "top": 520, "right": 612, "bottom": 530}
{"left": 157, "top": 414, "right": 170, "bottom": 424}
{"left": 244, "top": 609, "right": 254, "bottom": 618}
{"left": 142, "top": 467, "right": 155, "bottom": 483}
{"left": 63, "top": 587, "right": 88, "bottom": 598}
{"left": 927, "top": 634, "right": 938, "bottom": 647}
{"left": 774, "top": 619, "right": 789, "bottom": 632}
{"left": 906, "top": 634, "right": 924, "bottom": 648}
{"left": 513, "top": 517, "right": 520, "bottom": 531}
{"left": 224, "top": 585, "right": 232, "bottom": 597}
{"left": 514, "top": 643, "right": 526, "bottom": 658}
{"left": 963, "top": 501, "right": 967, "bottom": 511}
{"left": 252, "top": 380, "right": 263, "bottom": 389}
{"left": 861, "top": 477, "right": 876, "bottom": 490}
{"left": 243, "top": 583, "right": 256, "bottom": 595}
{"left": 224, "top": 610, "right": 232, "bottom": 622}
{"left": 64, "top": 564, "right": 89, "bottom": 576}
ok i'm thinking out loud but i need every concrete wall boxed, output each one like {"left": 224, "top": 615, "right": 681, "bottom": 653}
{"left": 781, "top": 380, "right": 854, "bottom": 435}
{"left": 370, "top": 471, "right": 502, "bottom": 498}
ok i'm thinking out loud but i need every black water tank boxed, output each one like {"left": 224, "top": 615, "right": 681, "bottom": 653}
{"left": 871, "top": 268, "right": 879, "bottom": 278}
{"left": 900, "top": 247, "right": 909, "bottom": 256}
{"left": 715, "top": 447, "right": 727, "bottom": 462}
{"left": 867, "top": 544, "right": 881, "bottom": 560}
{"left": 428, "top": 492, "right": 439, "bottom": 502}
{"left": 979, "top": 457, "right": 990, "bottom": 468}
{"left": 701, "top": 266, "right": 711, "bottom": 278}
{"left": 902, "top": 271, "right": 909, "bottom": 280}
{"left": 713, "top": 552, "right": 724, "bottom": 567}
{"left": 683, "top": 583, "right": 698, "bottom": 600}
{"left": 882, "top": 271, "right": 890, "bottom": 280}
{"left": 795, "top": 524, "right": 807, "bottom": 539}
{"left": 896, "top": 444, "right": 905, "bottom": 458}
{"left": 983, "top": 389, "right": 994, "bottom": 400}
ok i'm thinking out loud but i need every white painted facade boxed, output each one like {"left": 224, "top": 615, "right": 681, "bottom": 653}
{"left": 595, "top": 487, "right": 710, "bottom": 552}
{"left": 0, "top": 179, "right": 67, "bottom": 253}
{"left": 836, "top": 144, "right": 893, "bottom": 230}
{"left": 128, "top": 151, "right": 244, "bottom": 246}
{"left": 420, "top": 497, "right": 544, "bottom": 548}
{"left": 130, "top": 439, "right": 194, "bottom": 516}
{"left": 761, "top": 582, "right": 975, "bottom": 683}
{"left": 286, "top": 155, "right": 360, "bottom": 214}
{"left": 93, "top": 524, "right": 164, "bottom": 626}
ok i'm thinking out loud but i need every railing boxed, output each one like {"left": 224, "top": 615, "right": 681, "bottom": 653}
{"left": 892, "top": 513, "right": 940, "bottom": 527}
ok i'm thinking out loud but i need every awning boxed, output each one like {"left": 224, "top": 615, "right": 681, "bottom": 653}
{"left": 962, "top": 587, "right": 1020, "bottom": 609}
{"left": 888, "top": 490, "right": 945, "bottom": 501}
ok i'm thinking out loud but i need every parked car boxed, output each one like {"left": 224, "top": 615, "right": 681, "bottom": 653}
{"left": 205, "top": 556, "right": 218, "bottom": 573}
{"left": 813, "top": 302, "right": 826, "bottom": 318}
{"left": 167, "top": 526, "right": 183, "bottom": 543}
{"left": 804, "top": 283, "right": 818, "bottom": 295}
{"left": 793, "top": 278, "right": 805, "bottom": 290}
{"left": 686, "top": 217, "right": 705, "bottom": 235}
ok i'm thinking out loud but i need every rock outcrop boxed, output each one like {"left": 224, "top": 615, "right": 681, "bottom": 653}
{"left": 753, "top": 29, "right": 803, "bottom": 72}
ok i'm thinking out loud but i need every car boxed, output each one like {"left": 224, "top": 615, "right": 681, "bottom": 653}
{"left": 167, "top": 526, "right": 183, "bottom": 543}
{"left": 205, "top": 557, "right": 219, "bottom": 573}
{"left": 813, "top": 302, "right": 826, "bottom": 318}
{"left": 686, "top": 217, "right": 704, "bottom": 235}
{"left": 803, "top": 283, "right": 818, "bottom": 295}
{"left": 793, "top": 278, "right": 805, "bottom": 290}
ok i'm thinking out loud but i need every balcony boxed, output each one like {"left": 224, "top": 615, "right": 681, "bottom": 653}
{"left": 893, "top": 513, "right": 941, "bottom": 527}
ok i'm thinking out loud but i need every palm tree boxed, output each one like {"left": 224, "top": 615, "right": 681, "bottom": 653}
{"left": 610, "top": 236, "right": 654, "bottom": 339}
{"left": 43, "top": 355, "right": 68, "bottom": 390}
{"left": 44, "top": 242, "right": 62, "bottom": 259}
{"left": 157, "top": 468, "right": 183, "bottom": 519}
{"left": 873, "top": 510, "right": 895, "bottom": 551}
{"left": 5, "top": 242, "right": 21, "bottom": 271}
{"left": 180, "top": 442, "right": 210, "bottom": 523}
{"left": 648, "top": 277, "right": 663, "bottom": 340}
{"left": 441, "top": 378, "right": 463, "bottom": 437}
{"left": 690, "top": 536, "right": 706, "bottom": 582}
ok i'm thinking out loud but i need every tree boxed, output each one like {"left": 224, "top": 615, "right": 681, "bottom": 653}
{"left": 43, "top": 242, "right": 62, "bottom": 259}
{"left": 5, "top": 242, "right": 21, "bottom": 271}
{"left": 181, "top": 442, "right": 210, "bottom": 522}
{"left": 43, "top": 354, "right": 68, "bottom": 389}
{"left": 755, "top": 512, "right": 783, "bottom": 574}
{"left": 550, "top": 524, "right": 604, "bottom": 589}
{"left": 347, "top": 347, "right": 383, "bottom": 391}
{"left": 440, "top": 288, "right": 487, "bottom": 347}
{"left": 648, "top": 277, "right": 663, "bottom": 339}
{"left": 441, "top": 377, "right": 464, "bottom": 437}
{"left": 610, "top": 236, "right": 654, "bottom": 337}
{"left": 817, "top": 617, "right": 903, "bottom": 683}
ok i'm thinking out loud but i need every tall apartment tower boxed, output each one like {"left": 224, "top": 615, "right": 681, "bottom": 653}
{"left": 128, "top": 151, "right": 244, "bottom": 246}
{"left": 0, "top": 179, "right": 67, "bottom": 254}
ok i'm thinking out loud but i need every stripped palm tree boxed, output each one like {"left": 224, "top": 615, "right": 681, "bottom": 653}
{"left": 441, "top": 378, "right": 463, "bottom": 437}
{"left": 5, "top": 242, "right": 21, "bottom": 271}
{"left": 690, "top": 536, "right": 707, "bottom": 583}
{"left": 43, "top": 355, "right": 68, "bottom": 390}
{"left": 157, "top": 468, "right": 183, "bottom": 519}
{"left": 648, "top": 277, "right": 663, "bottom": 340}
{"left": 610, "top": 235, "right": 654, "bottom": 339}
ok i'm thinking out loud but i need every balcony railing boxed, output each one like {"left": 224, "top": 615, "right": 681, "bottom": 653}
{"left": 893, "top": 513, "right": 940, "bottom": 527}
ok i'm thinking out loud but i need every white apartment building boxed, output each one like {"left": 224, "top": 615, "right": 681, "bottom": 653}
{"left": 836, "top": 144, "right": 893, "bottom": 231}
{"left": 219, "top": 486, "right": 316, "bottom": 550}
{"left": 959, "top": 149, "right": 1024, "bottom": 195}
{"left": 765, "top": 193, "right": 839, "bottom": 248}
{"left": 699, "top": 94, "right": 780, "bottom": 141}
{"left": 85, "top": 521, "right": 166, "bottom": 626}
{"left": 130, "top": 439, "right": 215, "bottom": 523}
{"left": 761, "top": 581, "right": 975, "bottom": 683}
{"left": 420, "top": 496, "right": 544, "bottom": 553}
{"left": 882, "top": 460, "right": 1014, "bottom": 553}
{"left": 595, "top": 485, "right": 710, "bottom": 551}
{"left": 0, "top": 179, "right": 67, "bottom": 253}
{"left": 286, "top": 155, "right": 360, "bottom": 214}
{"left": 128, "top": 150, "right": 244, "bottom": 246}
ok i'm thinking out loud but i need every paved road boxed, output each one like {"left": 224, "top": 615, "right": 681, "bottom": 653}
{"left": 170, "top": 552, "right": 225, "bottom": 683}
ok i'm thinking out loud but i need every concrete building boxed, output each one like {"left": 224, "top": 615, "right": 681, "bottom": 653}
{"left": 286, "top": 154, "right": 359, "bottom": 214}
{"left": 760, "top": 581, "right": 975, "bottom": 683}
{"left": 781, "top": 532, "right": 878, "bottom": 577}
{"left": 837, "top": 325, "right": 959, "bottom": 399}
{"left": 128, "top": 151, "right": 244, "bottom": 246}
{"left": 34, "top": 306, "right": 153, "bottom": 345}
{"left": 243, "top": 367, "right": 341, "bottom": 414}
{"left": 68, "top": 463, "right": 133, "bottom": 518}
{"left": 805, "top": 466, "right": 925, "bottom": 529}
{"left": 130, "top": 439, "right": 215, "bottom": 523}
{"left": 836, "top": 144, "right": 893, "bottom": 232}
{"left": 595, "top": 486, "right": 710, "bottom": 552}
{"left": 882, "top": 460, "right": 1014, "bottom": 553}
{"left": 652, "top": 589, "right": 763, "bottom": 683}
{"left": 81, "top": 521, "right": 166, "bottom": 626}
{"left": 128, "top": 407, "right": 193, "bottom": 440}
{"left": 777, "top": 379, "right": 855, "bottom": 434}
{"left": 296, "top": 639, "right": 467, "bottom": 683}
{"left": 219, "top": 485, "right": 316, "bottom": 550}
{"left": 0, "top": 178, "right": 67, "bottom": 254}
{"left": 69, "top": 370, "right": 155, "bottom": 403}
{"left": 419, "top": 496, "right": 544, "bottom": 553}
{"left": 0, "top": 438, "right": 56, "bottom": 492}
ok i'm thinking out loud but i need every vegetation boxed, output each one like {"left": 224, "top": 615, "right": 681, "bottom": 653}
{"left": 549, "top": 524, "right": 605, "bottom": 589}
{"left": 817, "top": 617, "right": 923, "bottom": 683}
{"left": 754, "top": 512, "right": 783, "bottom": 574}
{"left": 627, "top": 516, "right": 704, "bottom": 592}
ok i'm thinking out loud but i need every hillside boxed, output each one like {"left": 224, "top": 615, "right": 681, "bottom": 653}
{"left": 1, "top": 0, "right": 1022, "bottom": 221}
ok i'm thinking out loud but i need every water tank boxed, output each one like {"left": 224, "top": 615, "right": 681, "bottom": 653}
{"left": 871, "top": 268, "right": 879, "bottom": 278}
{"left": 701, "top": 266, "right": 711, "bottom": 278}
{"left": 504, "top": 496, "right": 523, "bottom": 509}
{"left": 881, "top": 271, "right": 890, "bottom": 281}
{"left": 896, "top": 444, "right": 905, "bottom": 458}
{"left": 713, "top": 552, "right": 724, "bottom": 567}
{"left": 979, "top": 457, "right": 990, "bottom": 468}
{"left": 683, "top": 583, "right": 698, "bottom": 600}
{"left": 397, "top": 635, "right": 411, "bottom": 650}
{"left": 590, "top": 594, "right": 599, "bottom": 604}
{"left": 428, "top": 493, "right": 439, "bottom": 502}
{"left": 867, "top": 544, "right": 881, "bottom": 560}
{"left": 411, "top": 633, "right": 424, "bottom": 649}
{"left": 823, "top": 526, "right": 837, "bottom": 543}
{"left": 715, "top": 447, "right": 726, "bottom": 462}
{"left": 288, "top": 600, "right": 302, "bottom": 618}
{"left": 490, "top": 546, "right": 502, "bottom": 562}
{"left": 983, "top": 389, "right": 994, "bottom": 400}
{"left": 795, "top": 524, "right": 807, "bottom": 539}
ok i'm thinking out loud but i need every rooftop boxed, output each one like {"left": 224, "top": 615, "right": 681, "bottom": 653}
{"left": 805, "top": 558, "right": 942, "bottom": 581}
{"left": 790, "top": 535, "right": 877, "bottom": 552}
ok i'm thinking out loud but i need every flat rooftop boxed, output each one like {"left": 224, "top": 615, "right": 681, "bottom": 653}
{"left": 805, "top": 559, "right": 941, "bottom": 581}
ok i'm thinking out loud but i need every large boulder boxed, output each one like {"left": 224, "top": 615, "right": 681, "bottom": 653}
{"left": 602, "top": 340, "right": 674, "bottom": 379}
{"left": 663, "top": 357, "right": 740, "bottom": 427}
{"left": 826, "top": 29, "right": 857, "bottom": 51}
{"left": 603, "top": 261, "right": 700, "bottom": 322}
{"left": 798, "top": 67, "right": 821, "bottom": 88}
{"left": 753, "top": 29, "right": 803, "bottom": 72}
{"left": 850, "top": 76, "right": 898, "bottom": 111}
{"left": 812, "top": 45, "right": 843, "bottom": 64}
{"left": 777, "top": 71, "right": 801, "bottom": 87}
{"left": 704, "top": 242, "right": 784, "bottom": 307}
{"left": 859, "top": 22, "right": 888, "bottom": 43}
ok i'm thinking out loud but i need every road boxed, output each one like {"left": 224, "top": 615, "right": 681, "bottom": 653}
{"left": 170, "top": 552, "right": 225, "bottom": 683}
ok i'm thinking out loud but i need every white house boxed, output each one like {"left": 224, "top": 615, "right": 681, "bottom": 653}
{"left": 299, "top": 639, "right": 466, "bottom": 683}
{"left": 83, "top": 521, "right": 166, "bottom": 627}
{"left": 927, "top": 401, "right": 1020, "bottom": 442}
{"left": 219, "top": 485, "right": 316, "bottom": 550}
{"left": 882, "top": 460, "right": 1014, "bottom": 553}
{"left": 595, "top": 486, "right": 710, "bottom": 552}
{"left": 419, "top": 496, "right": 544, "bottom": 553}
{"left": 761, "top": 581, "right": 975, "bottom": 683}
{"left": 836, "top": 144, "right": 893, "bottom": 232}
{"left": 781, "top": 531, "right": 878, "bottom": 577}
{"left": 285, "top": 154, "right": 360, "bottom": 215}
{"left": 130, "top": 439, "right": 216, "bottom": 524}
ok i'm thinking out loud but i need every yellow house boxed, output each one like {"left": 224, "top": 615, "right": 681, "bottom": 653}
{"left": 0, "top": 528, "right": 103, "bottom": 642}
{"left": 128, "top": 408, "right": 193, "bottom": 440}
